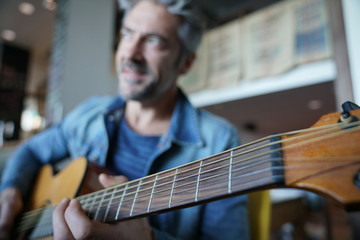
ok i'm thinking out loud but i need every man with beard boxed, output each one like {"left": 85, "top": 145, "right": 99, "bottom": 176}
{"left": 0, "top": 0, "right": 249, "bottom": 239}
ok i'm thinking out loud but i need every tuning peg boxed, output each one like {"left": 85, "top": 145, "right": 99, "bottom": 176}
{"left": 342, "top": 101, "right": 360, "bottom": 112}
{"left": 340, "top": 101, "right": 359, "bottom": 125}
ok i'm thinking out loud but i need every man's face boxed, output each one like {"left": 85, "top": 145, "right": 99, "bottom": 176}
{"left": 115, "top": 1, "right": 182, "bottom": 102}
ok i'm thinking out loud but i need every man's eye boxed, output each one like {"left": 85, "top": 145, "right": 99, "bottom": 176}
{"left": 121, "top": 31, "right": 131, "bottom": 40}
{"left": 147, "top": 37, "right": 161, "bottom": 46}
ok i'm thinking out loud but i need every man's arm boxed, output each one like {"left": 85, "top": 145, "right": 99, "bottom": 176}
{"left": 0, "top": 124, "right": 70, "bottom": 238}
{"left": 0, "top": 188, "right": 23, "bottom": 239}
{"left": 0, "top": 125, "right": 70, "bottom": 197}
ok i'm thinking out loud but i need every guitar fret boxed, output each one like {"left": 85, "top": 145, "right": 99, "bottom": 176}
{"left": 103, "top": 187, "right": 117, "bottom": 222}
{"left": 130, "top": 179, "right": 142, "bottom": 216}
{"left": 94, "top": 190, "right": 107, "bottom": 220}
{"left": 147, "top": 174, "right": 158, "bottom": 213}
{"left": 228, "top": 150, "right": 234, "bottom": 194}
{"left": 80, "top": 195, "right": 91, "bottom": 208}
{"left": 88, "top": 192, "right": 98, "bottom": 218}
{"left": 116, "top": 184, "right": 128, "bottom": 220}
{"left": 195, "top": 161, "right": 203, "bottom": 202}
{"left": 168, "top": 168, "right": 178, "bottom": 208}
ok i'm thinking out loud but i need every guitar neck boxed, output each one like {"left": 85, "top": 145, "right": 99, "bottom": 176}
{"left": 83, "top": 136, "right": 283, "bottom": 223}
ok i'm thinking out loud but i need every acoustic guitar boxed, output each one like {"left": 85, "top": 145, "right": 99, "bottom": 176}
{"left": 14, "top": 103, "right": 360, "bottom": 239}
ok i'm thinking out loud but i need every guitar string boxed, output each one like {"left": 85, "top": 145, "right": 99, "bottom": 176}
{"left": 16, "top": 120, "right": 358, "bottom": 229}
{"left": 22, "top": 118, "right": 359, "bottom": 219}
{"left": 16, "top": 156, "right": 360, "bottom": 233}
{"left": 15, "top": 122, "right": 342, "bottom": 227}
{"left": 18, "top": 163, "right": 360, "bottom": 232}
{"left": 17, "top": 120, "right": 360, "bottom": 229}
{"left": 17, "top": 132, "right": 277, "bottom": 223}
{"left": 146, "top": 159, "right": 360, "bottom": 208}
{"left": 85, "top": 157, "right": 359, "bottom": 213}
{"left": 76, "top": 122, "right": 360, "bottom": 211}
{"left": 16, "top": 157, "right": 358, "bottom": 231}
{"left": 20, "top": 118, "right": 357, "bottom": 220}
{"left": 16, "top": 153, "right": 360, "bottom": 232}
{"left": 79, "top": 120, "right": 360, "bottom": 205}
{"left": 60, "top": 120, "right": 360, "bottom": 208}
{"left": 77, "top": 119, "right": 360, "bottom": 206}
{"left": 16, "top": 120, "right": 360, "bottom": 231}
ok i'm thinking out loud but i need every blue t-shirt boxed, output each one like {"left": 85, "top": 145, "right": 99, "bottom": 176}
{"left": 108, "top": 117, "right": 160, "bottom": 180}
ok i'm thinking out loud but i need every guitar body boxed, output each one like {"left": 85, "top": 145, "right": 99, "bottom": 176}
{"left": 27, "top": 157, "right": 87, "bottom": 210}
{"left": 17, "top": 157, "right": 105, "bottom": 240}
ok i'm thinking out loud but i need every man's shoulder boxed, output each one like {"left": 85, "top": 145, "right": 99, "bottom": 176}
{"left": 196, "top": 109, "right": 239, "bottom": 144}
{"left": 62, "top": 95, "right": 120, "bottom": 126}
{"left": 178, "top": 90, "right": 237, "bottom": 133}
{"left": 192, "top": 108, "right": 240, "bottom": 151}
{"left": 197, "top": 109, "right": 237, "bottom": 132}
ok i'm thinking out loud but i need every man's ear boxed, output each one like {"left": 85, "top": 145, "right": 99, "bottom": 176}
{"left": 178, "top": 53, "right": 196, "bottom": 75}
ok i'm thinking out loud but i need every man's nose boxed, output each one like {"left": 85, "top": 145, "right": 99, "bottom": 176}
{"left": 123, "top": 38, "right": 144, "bottom": 61}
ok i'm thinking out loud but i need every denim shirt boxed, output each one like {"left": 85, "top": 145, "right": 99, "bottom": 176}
{"left": 1, "top": 90, "right": 249, "bottom": 240}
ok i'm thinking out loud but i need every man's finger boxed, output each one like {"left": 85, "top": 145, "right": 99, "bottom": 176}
{"left": 0, "top": 188, "right": 23, "bottom": 239}
{"left": 65, "top": 199, "right": 93, "bottom": 239}
{"left": 53, "top": 198, "right": 74, "bottom": 240}
{"left": 99, "top": 174, "right": 128, "bottom": 188}
{"left": 0, "top": 204, "right": 14, "bottom": 239}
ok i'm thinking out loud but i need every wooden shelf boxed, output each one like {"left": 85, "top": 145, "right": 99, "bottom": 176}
{"left": 189, "top": 59, "right": 336, "bottom": 108}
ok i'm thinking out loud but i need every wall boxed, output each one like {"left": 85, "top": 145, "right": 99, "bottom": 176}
{"left": 59, "top": 0, "right": 118, "bottom": 116}
{"left": 27, "top": 48, "right": 49, "bottom": 97}
{"left": 52, "top": 0, "right": 359, "bottom": 116}
{"left": 342, "top": 0, "right": 360, "bottom": 105}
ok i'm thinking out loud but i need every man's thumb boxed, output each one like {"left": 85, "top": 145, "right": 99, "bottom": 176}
{"left": 98, "top": 174, "right": 128, "bottom": 188}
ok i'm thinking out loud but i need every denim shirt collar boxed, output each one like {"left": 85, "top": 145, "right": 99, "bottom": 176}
{"left": 104, "top": 89, "right": 203, "bottom": 147}
{"left": 166, "top": 90, "right": 203, "bottom": 146}
{"left": 105, "top": 96, "right": 126, "bottom": 114}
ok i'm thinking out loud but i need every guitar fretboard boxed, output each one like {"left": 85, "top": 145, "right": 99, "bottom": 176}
{"left": 82, "top": 136, "right": 283, "bottom": 223}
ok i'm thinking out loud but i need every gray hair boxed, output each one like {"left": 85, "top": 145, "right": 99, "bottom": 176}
{"left": 118, "top": 0, "right": 204, "bottom": 59}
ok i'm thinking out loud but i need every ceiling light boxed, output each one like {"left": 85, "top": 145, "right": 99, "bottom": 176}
{"left": 1, "top": 29, "right": 16, "bottom": 42}
{"left": 43, "top": 0, "right": 57, "bottom": 11}
{"left": 19, "top": 2, "right": 35, "bottom": 15}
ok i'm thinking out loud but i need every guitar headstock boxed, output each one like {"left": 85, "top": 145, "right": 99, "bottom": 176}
{"left": 281, "top": 107, "right": 360, "bottom": 211}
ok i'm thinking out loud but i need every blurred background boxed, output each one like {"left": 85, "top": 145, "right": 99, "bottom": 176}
{"left": 0, "top": 0, "right": 359, "bottom": 239}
